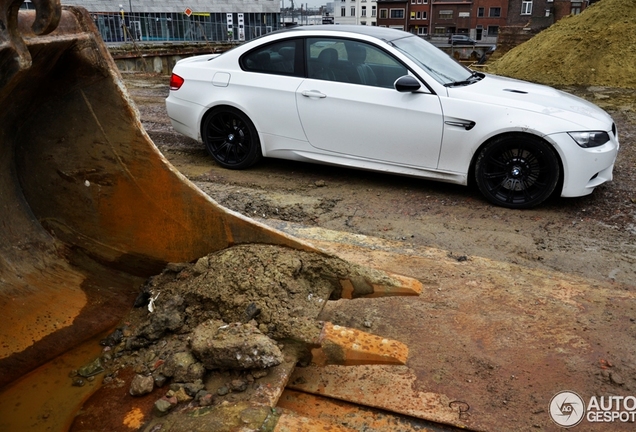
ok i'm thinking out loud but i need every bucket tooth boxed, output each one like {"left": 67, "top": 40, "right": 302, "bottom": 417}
{"left": 339, "top": 272, "right": 423, "bottom": 299}
{"left": 312, "top": 322, "right": 408, "bottom": 366}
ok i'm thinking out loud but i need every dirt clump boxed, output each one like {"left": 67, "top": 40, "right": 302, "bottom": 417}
{"left": 84, "top": 244, "right": 400, "bottom": 425}
{"left": 488, "top": 0, "right": 636, "bottom": 88}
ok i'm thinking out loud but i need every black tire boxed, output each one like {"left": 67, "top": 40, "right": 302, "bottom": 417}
{"left": 475, "top": 135, "right": 560, "bottom": 209}
{"left": 202, "top": 107, "right": 262, "bottom": 169}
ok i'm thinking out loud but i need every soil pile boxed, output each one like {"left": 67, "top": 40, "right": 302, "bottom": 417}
{"left": 488, "top": 0, "right": 636, "bottom": 88}
{"left": 73, "top": 244, "right": 401, "bottom": 428}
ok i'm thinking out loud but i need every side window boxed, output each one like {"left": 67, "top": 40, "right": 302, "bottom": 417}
{"left": 241, "top": 39, "right": 301, "bottom": 76}
{"left": 307, "top": 38, "right": 408, "bottom": 89}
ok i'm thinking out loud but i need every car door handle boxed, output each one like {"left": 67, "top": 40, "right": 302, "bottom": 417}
{"left": 301, "top": 90, "right": 327, "bottom": 98}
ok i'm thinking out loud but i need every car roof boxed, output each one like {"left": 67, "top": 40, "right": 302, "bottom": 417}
{"left": 274, "top": 25, "right": 414, "bottom": 43}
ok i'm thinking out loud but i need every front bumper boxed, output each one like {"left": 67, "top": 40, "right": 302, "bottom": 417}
{"left": 548, "top": 131, "right": 619, "bottom": 197}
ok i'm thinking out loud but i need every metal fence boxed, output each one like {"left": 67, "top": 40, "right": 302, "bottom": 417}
{"left": 19, "top": 1, "right": 281, "bottom": 43}
{"left": 90, "top": 12, "right": 282, "bottom": 44}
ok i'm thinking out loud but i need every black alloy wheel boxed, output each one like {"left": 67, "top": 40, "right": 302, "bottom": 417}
{"left": 202, "top": 107, "right": 262, "bottom": 169}
{"left": 475, "top": 135, "right": 560, "bottom": 209}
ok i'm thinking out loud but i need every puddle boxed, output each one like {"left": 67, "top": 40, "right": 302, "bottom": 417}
{"left": 0, "top": 333, "right": 107, "bottom": 432}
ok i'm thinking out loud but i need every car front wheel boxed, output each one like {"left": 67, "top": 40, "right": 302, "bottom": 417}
{"left": 202, "top": 107, "right": 262, "bottom": 169}
{"left": 475, "top": 135, "right": 560, "bottom": 209}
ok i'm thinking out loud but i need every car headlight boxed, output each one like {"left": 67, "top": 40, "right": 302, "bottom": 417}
{"left": 568, "top": 131, "right": 610, "bottom": 148}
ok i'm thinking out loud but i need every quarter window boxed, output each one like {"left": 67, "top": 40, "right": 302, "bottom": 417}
{"left": 241, "top": 39, "right": 301, "bottom": 76}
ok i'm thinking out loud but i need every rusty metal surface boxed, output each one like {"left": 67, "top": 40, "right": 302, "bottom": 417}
{"left": 273, "top": 225, "right": 636, "bottom": 431}
{"left": 277, "top": 389, "right": 463, "bottom": 431}
{"left": 273, "top": 409, "right": 357, "bottom": 432}
{"left": 288, "top": 365, "right": 469, "bottom": 429}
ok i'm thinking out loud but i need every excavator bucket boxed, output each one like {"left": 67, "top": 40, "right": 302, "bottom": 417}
{"left": 0, "top": 3, "right": 428, "bottom": 428}
{"left": 0, "top": 1, "right": 314, "bottom": 387}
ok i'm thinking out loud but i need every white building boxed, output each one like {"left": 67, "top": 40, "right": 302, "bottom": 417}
{"left": 332, "top": 0, "right": 378, "bottom": 26}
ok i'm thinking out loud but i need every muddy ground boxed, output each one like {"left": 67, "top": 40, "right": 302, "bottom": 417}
{"left": 119, "top": 73, "right": 636, "bottom": 431}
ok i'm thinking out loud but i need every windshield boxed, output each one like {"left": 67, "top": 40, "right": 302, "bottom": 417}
{"left": 391, "top": 35, "right": 473, "bottom": 85}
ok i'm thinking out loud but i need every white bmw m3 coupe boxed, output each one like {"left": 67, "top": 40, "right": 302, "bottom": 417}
{"left": 166, "top": 25, "right": 619, "bottom": 209}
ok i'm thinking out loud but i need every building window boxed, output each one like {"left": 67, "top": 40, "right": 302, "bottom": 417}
{"left": 411, "top": 0, "right": 415, "bottom": 3}
{"left": 351, "top": 6, "right": 355, "bottom": 16}
{"left": 423, "top": 11, "right": 427, "bottom": 19}
{"left": 417, "top": 26, "right": 428, "bottom": 35}
{"left": 341, "top": 6, "right": 346, "bottom": 16}
{"left": 416, "top": 11, "right": 421, "bottom": 19}
{"left": 372, "top": 6, "right": 376, "bottom": 16}
{"left": 489, "top": 7, "right": 501, "bottom": 17}
{"left": 439, "top": 10, "right": 452, "bottom": 20}
{"left": 434, "top": 27, "right": 446, "bottom": 35}
{"left": 571, "top": 2, "right": 582, "bottom": 14}
{"left": 390, "top": 9, "right": 405, "bottom": 19}
{"left": 477, "top": 7, "right": 484, "bottom": 17}
{"left": 417, "top": 0, "right": 422, "bottom": 3}
{"left": 487, "top": 25, "right": 499, "bottom": 36}
{"left": 362, "top": 6, "right": 366, "bottom": 16}
{"left": 379, "top": 8, "right": 387, "bottom": 19}
{"left": 521, "top": 1, "right": 532, "bottom": 15}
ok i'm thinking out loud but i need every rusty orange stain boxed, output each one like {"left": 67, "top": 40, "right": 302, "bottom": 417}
{"left": 123, "top": 407, "right": 145, "bottom": 429}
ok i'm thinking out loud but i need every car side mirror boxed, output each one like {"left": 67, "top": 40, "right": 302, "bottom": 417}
{"left": 394, "top": 75, "right": 421, "bottom": 93}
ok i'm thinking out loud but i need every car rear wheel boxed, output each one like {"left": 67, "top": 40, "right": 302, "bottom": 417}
{"left": 475, "top": 135, "right": 560, "bottom": 209}
{"left": 202, "top": 107, "right": 262, "bottom": 169}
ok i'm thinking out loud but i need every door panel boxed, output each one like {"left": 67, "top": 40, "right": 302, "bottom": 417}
{"left": 296, "top": 79, "right": 443, "bottom": 169}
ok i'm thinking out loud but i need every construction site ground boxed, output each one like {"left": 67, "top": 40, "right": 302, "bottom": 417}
{"left": 123, "top": 73, "right": 636, "bottom": 431}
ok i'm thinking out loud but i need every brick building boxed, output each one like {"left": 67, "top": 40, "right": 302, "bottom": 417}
{"left": 377, "top": 0, "right": 588, "bottom": 43}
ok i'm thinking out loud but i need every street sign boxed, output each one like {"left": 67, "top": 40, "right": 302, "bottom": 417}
{"left": 184, "top": 8, "right": 192, "bottom": 16}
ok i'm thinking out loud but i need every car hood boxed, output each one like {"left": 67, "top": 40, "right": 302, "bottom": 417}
{"left": 448, "top": 73, "right": 613, "bottom": 131}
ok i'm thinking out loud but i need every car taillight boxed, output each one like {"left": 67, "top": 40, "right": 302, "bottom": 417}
{"left": 170, "top": 73, "right": 184, "bottom": 91}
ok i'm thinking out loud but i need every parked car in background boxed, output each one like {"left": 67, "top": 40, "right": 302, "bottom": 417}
{"left": 166, "top": 25, "right": 619, "bottom": 209}
{"left": 449, "top": 35, "right": 477, "bottom": 45}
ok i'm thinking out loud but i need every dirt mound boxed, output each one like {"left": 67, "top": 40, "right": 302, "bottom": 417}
{"left": 488, "top": 0, "right": 636, "bottom": 88}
